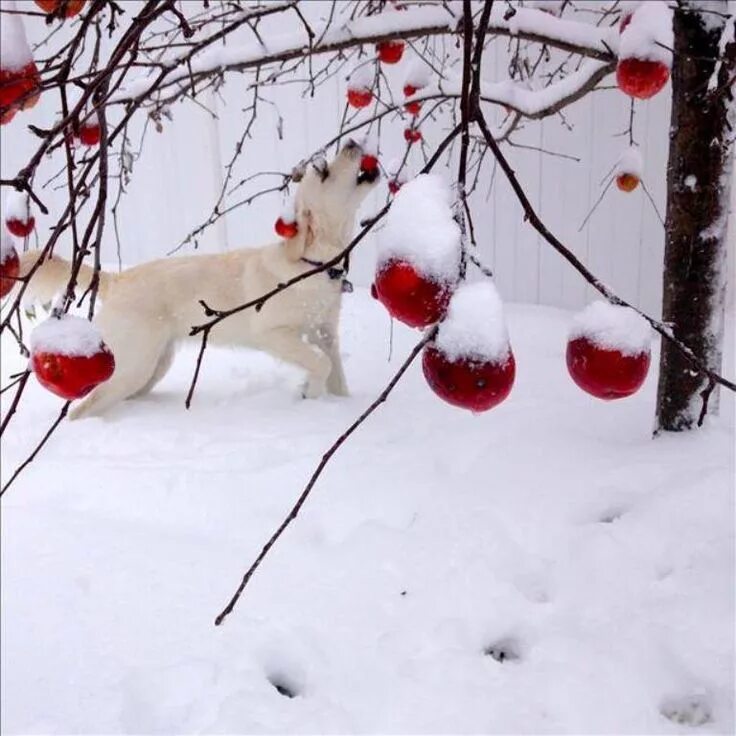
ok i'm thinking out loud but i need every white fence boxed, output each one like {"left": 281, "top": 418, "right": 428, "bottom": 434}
{"left": 1, "top": 1, "right": 732, "bottom": 320}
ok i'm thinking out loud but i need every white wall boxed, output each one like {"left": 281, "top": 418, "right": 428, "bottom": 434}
{"left": 0, "top": 0, "right": 723, "bottom": 320}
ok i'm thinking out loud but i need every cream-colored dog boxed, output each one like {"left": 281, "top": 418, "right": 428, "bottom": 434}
{"left": 17, "top": 140, "right": 378, "bottom": 419}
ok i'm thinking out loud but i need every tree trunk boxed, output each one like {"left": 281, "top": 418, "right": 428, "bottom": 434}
{"left": 655, "top": 2, "right": 735, "bottom": 432}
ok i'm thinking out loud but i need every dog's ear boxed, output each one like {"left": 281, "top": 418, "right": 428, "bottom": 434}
{"left": 282, "top": 207, "right": 315, "bottom": 261}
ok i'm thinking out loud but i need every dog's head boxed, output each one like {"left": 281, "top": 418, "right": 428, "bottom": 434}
{"left": 283, "top": 139, "right": 379, "bottom": 262}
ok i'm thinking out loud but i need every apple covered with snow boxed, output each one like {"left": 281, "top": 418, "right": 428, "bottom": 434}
{"left": 1, "top": 232, "right": 20, "bottom": 299}
{"left": 615, "top": 145, "right": 643, "bottom": 193}
{"left": 274, "top": 196, "right": 298, "bottom": 239}
{"left": 373, "top": 174, "right": 460, "bottom": 328}
{"left": 617, "top": 2, "right": 672, "bottom": 99}
{"left": 423, "top": 281, "right": 516, "bottom": 412}
{"left": 0, "top": 6, "right": 41, "bottom": 123}
{"left": 359, "top": 132, "right": 379, "bottom": 174}
{"left": 4, "top": 189, "right": 35, "bottom": 238}
{"left": 346, "top": 64, "right": 374, "bottom": 109}
{"left": 566, "top": 301, "right": 652, "bottom": 400}
{"left": 31, "top": 314, "right": 115, "bottom": 400}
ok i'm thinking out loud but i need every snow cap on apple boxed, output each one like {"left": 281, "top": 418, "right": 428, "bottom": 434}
{"left": 378, "top": 174, "right": 461, "bottom": 285}
{"left": 0, "top": 3, "right": 33, "bottom": 72}
{"left": 31, "top": 313, "right": 109, "bottom": 358}
{"left": 434, "top": 281, "right": 512, "bottom": 364}
{"left": 346, "top": 63, "right": 374, "bottom": 108}
{"left": 570, "top": 301, "right": 651, "bottom": 357}
{"left": 615, "top": 145, "right": 643, "bottom": 191}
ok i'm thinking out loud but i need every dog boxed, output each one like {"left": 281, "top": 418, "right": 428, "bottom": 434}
{"left": 16, "top": 140, "right": 379, "bottom": 419}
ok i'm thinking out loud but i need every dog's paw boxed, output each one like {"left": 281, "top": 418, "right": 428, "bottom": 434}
{"left": 301, "top": 379, "right": 326, "bottom": 399}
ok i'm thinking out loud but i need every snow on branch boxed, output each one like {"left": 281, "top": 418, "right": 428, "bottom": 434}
{"left": 111, "top": 2, "right": 617, "bottom": 106}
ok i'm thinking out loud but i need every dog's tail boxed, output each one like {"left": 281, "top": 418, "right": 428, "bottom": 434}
{"left": 17, "top": 250, "right": 114, "bottom": 307}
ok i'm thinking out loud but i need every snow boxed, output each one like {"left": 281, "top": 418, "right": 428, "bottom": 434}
{"left": 523, "top": 1, "right": 565, "bottom": 17}
{"left": 616, "top": 145, "right": 644, "bottom": 178}
{"left": 387, "top": 157, "right": 408, "bottom": 184}
{"left": 619, "top": 1, "right": 673, "bottom": 66}
{"left": 3, "top": 189, "right": 31, "bottom": 224}
{"left": 403, "top": 57, "right": 431, "bottom": 91}
{"left": 2, "top": 293, "right": 733, "bottom": 734}
{"left": 279, "top": 195, "right": 296, "bottom": 223}
{"left": 347, "top": 62, "right": 373, "bottom": 92}
{"left": 377, "top": 174, "right": 461, "bottom": 284}
{"left": 1, "top": 231, "right": 17, "bottom": 265}
{"left": 570, "top": 301, "right": 652, "bottom": 356}
{"left": 434, "top": 281, "right": 511, "bottom": 364}
{"left": 0, "top": 1, "right": 32, "bottom": 71}
{"left": 30, "top": 314, "right": 107, "bottom": 358}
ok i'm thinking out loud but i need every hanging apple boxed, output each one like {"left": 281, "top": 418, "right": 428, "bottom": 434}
{"left": 616, "top": 173, "right": 639, "bottom": 192}
{"left": 34, "top": 0, "right": 86, "bottom": 18}
{"left": 403, "top": 86, "right": 421, "bottom": 116}
{"left": 77, "top": 121, "right": 101, "bottom": 146}
{"left": 274, "top": 216, "right": 298, "bottom": 239}
{"left": 347, "top": 87, "right": 372, "bottom": 109}
{"left": 402, "top": 58, "right": 430, "bottom": 116}
{"left": 404, "top": 126, "right": 422, "bottom": 144}
{"left": 566, "top": 301, "right": 651, "bottom": 400}
{"left": 422, "top": 282, "right": 515, "bottom": 412}
{"left": 361, "top": 153, "right": 379, "bottom": 172}
{"left": 373, "top": 174, "right": 460, "bottom": 327}
{"left": 616, "top": 58, "right": 669, "bottom": 99}
{"left": 31, "top": 314, "right": 115, "bottom": 400}
{"left": 376, "top": 40, "right": 404, "bottom": 65}
{"left": 0, "top": 234, "right": 20, "bottom": 299}
{"left": 373, "top": 259, "right": 452, "bottom": 328}
{"left": 4, "top": 190, "right": 35, "bottom": 238}
{"left": 0, "top": 12, "right": 40, "bottom": 121}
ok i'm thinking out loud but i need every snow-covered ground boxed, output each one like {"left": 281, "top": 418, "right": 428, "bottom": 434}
{"left": 1, "top": 291, "right": 734, "bottom": 734}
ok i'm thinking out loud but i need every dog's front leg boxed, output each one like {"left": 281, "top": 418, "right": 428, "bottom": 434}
{"left": 259, "top": 327, "right": 332, "bottom": 399}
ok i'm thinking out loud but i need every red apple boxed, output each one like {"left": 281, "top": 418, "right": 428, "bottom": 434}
{"left": 347, "top": 87, "right": 372, "bottom": 109}
{"left": 388, "top": 179, "right": 402, "bottom": 195}
{"left": 0, "top": 63, "right": 40, "bottom": 112}
{"left": 616, "top": 173, "right": 639, "bottom": 192}
{"left": 404, "top": 127, "right": 422, "bottom": 144}
{"left": 616, "top": 58, "right": 669, "bottom": 99}
{"left": 422, "top": 344, "right": 515, "bottom": 412}
{"left": 376, "top": 40, "right": 404, "bottom": 65}
{"left": 77, "top": 122, "right": 101, "bottom": 146}
{"left": 275, "top": 217, "right": 298, "bottom": 239}
{"left": 360, "top": 153, "right": 379, "bottom": 172}
{"left": 566, "top": 336, "right": 650, "bottom": 400}
{"left": 0, "top": 243, "right": 20, "bottom": 299}
{"left": 5, "top": 216, "right": 35, "bottom": 238}
{"left": 32, "top": 346, "right": 115, "bottom": 400}
{"left": 34, "top": 0, "right": 86, "bottom": 18}
{"left": 372, "top": 259, "right": 451, "bottom": 328}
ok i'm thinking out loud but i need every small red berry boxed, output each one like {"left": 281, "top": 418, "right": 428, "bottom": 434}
{"left": 376, "top": 40, "right": 404, "bottom": 65}
{"left": 275, "top": 217, "right": 298, "bottom": 239}
{"left": 5, "top": 216, "right": 35, "bottom": 238}
{"left": 347, "top": 87, "right": 373, "bottom": 109}
{"left": 77, "top": 123, "right": 101, "bottom": 147}
{"left": 404, "top": 127, "right": 422, "bottom": 144}
{"left": 388, "top": 179, "right": 402, "bottom": 195}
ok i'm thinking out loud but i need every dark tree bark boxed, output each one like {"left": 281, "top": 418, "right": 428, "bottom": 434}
{"left": 656, "top": 1, "right": 735, "bottom": 432}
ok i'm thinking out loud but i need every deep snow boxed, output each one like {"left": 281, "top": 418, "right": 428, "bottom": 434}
{"left": 1, "top": 291, "right": 734, "bottom": 734}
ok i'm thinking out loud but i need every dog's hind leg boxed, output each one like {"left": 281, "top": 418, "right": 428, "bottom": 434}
{"left": 69, "top": 320, "right": 171, "bottom": 420}
{"left": 129, "top": 341, "right": 176, "bottom": 399}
